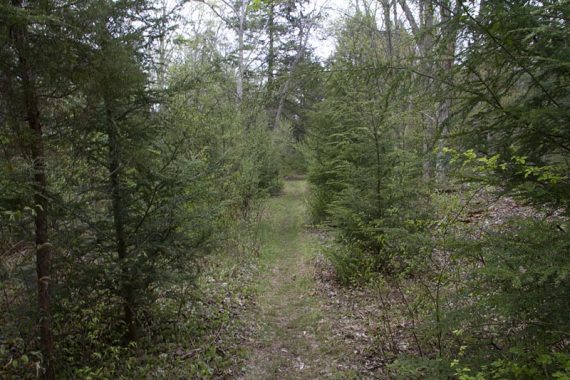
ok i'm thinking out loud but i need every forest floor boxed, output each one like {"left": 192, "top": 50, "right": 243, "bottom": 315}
{"left": 228, "top": 181, "right": 558, "bottom": 380}
{"left": 239, "top": 180, "right": 359, "bottom": 380}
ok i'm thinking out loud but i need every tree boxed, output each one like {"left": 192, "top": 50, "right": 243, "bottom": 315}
{"left": 0, "top": 1, "right": 72, "bottom": 376}
{"left": 259, "top": 0, "right": 316, "bottom": 130}
{"left": 0, "top": 0, "right": 291, "bottom": 377}
{"left": 307, "top": 10, "right": 430, "bottom": 277}
{"left": 454, "top": 0, "right": 570, "bottom": 209}
{"left": 397, "top": 0, "right": 462, "bottom": 179}
{"left": 70, "top": 0, "right": 192, "bottom": 343}
{"left": 196, "top": 0, "right": 254, "bottom": 103}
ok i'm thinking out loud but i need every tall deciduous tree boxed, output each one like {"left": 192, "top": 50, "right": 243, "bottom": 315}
{"left": 397, "top": 0, "right": 462, "bottom": 179}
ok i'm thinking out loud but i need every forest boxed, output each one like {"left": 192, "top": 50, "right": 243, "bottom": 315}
{"left": 0, "top": 0, "right": 569, "bottom": 379}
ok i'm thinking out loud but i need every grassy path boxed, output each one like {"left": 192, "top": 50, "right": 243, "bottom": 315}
{"left": 240, "top": 180, "right": 352, "bottom": 380}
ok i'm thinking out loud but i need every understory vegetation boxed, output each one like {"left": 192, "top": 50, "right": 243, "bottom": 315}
{"left": 1, "top": 0, "right": 569, "bottom": 379}
{"left": 307, "top": 1, "right": 570, "bottom": 379}
{"left": 1, "top": 0, "right": 284, "bottom": 377}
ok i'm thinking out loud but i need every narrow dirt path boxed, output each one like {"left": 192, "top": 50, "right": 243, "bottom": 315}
{"left": 240, "top": 180, "right": 355, "bottom": 380}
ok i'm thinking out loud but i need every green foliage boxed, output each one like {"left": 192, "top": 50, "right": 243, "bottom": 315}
{"left": 307, "top": 12, "right": 433, "bottom": 279}
{"left": 2, "top": 0, "right": 569, "bottom": 378}
{"left": 0, "top": 3, "right": 281, "bottom": 377}
{"left": 444, "top": 218, "right": 570, "bottom": 376}
{"left": 420, "top": 2, "right": 570, "bottom": 375}
{"left": 274, "top": 123, "right": 308, "bottom": 177}
{"left": 454, "top": 0, "right": 570, "bottom": 210}
{"left": 325, "top": 244, "right": 376, "bottom": 286}
{"left": 307, "top": 2, "right": 570, "bottom": 379}
{"left": 452, "top": 352, "right": 570, "bottom": 380}
{"left": 389, "top": 356, "right": 454, "bottom": 380}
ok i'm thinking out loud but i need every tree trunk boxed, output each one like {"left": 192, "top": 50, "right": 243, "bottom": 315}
{"left": 24, "top": 54, "right": 55, "bottom": 380}
{"left": 273, "top": 17, "right": 311, "bottom": 130}
{"left": 236, "top": 0, "right": 247, "bottom": 103}
{"left": 266, "top": 1, "right": 275, "bottom": 128}
{"left": 267, "top": 1, "right": 275, "bottom": 89}
{"left": 10, "top": 2, "right": 55, "bottom": 377}
{"left": 399, "top": 0, "right": 437, "bottom": 178}
{"left": 104, "top": 98, "right": 138, "bottom": 343}
{"left": 435, "top": 0, "right": 458, "bottom": 181}
{"left": 381, "top": 0, "right": 393, "bottom": 57}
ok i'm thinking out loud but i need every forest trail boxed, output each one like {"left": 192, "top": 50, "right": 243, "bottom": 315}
{"left": 241, "top": 180, "right": 350, "bottom": 380}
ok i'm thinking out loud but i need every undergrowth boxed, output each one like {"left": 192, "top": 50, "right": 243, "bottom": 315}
{"left": 319, "top": 187, "right": 570, "bottom": 379}
{"left": 1, "top": 206, "right": 263, "bottom": 379}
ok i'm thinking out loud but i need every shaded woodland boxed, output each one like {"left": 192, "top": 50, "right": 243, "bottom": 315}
{"left": 1, "top": 0, "right": 569, "bottom": 379}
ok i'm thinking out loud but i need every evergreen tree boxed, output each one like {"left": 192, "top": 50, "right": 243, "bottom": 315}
{"left": 455, "top": 0, "right": 570, "bottom": 209}
{"left": 307, "top": 11, "right": 431, "bottom": 278}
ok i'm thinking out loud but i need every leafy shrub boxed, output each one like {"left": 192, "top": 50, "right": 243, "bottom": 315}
{"left": 405, "top": 217, "right": 570, "bottom": 379}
